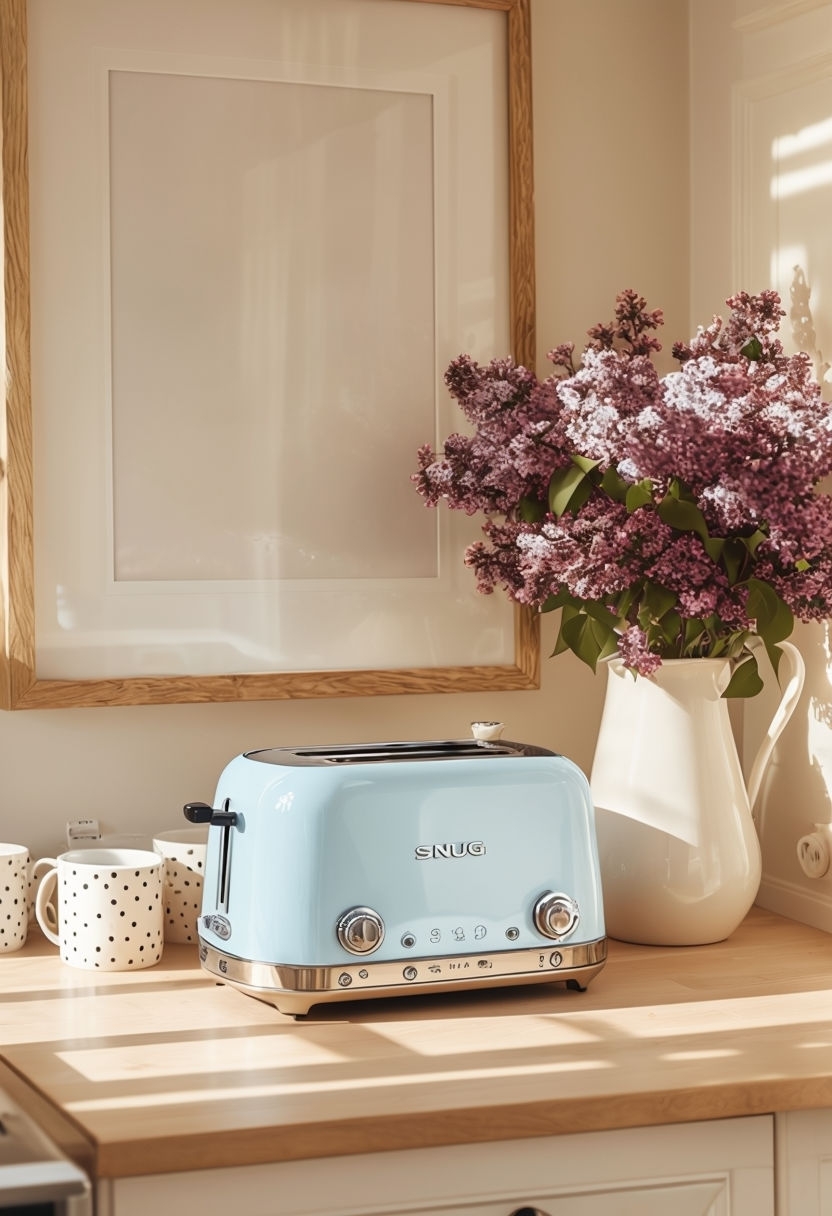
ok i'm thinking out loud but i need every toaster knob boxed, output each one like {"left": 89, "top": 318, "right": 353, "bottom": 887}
{"left": 337, "top": 907, "right": 385, "bottom": 955}
{"left": 533, "top": 892, "right": 580, "bottom": 940}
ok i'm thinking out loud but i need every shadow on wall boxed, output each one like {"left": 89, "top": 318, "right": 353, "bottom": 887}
{"left": 753, "top": 272, "right": 832, "bottom": 927}
{"left": 790, "top": 265, "right": 831, "bottom": 392}
{"left": 755, "top": 609, "right": 832, "bottom": 926}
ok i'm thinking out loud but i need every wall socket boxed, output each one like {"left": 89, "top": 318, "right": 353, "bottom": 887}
{"left": 65, "top": 818, "right": 101, "bottom": 846}
{"left": 796, "top": 824, "right": 832, "bottom": 879}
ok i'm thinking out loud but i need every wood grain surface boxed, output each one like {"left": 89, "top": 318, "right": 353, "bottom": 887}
{"left": 3, "top": 907, "right": 832, "bottom": 1179}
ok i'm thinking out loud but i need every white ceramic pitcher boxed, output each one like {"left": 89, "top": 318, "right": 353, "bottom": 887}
{"left": 591, "top": 643, "right": 805, "bottom": 945}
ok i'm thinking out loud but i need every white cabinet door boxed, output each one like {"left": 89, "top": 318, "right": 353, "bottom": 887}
{"left": 776, "top": 1109, "right": 832, "bottom": 1215}
{"left": 106, "top": 1116, "right": 774, "bottom": 1216}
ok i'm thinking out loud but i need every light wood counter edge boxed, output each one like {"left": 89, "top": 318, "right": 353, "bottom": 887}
{"left": 105, "top": 1084, "right": 832, "bottom": 1179}
{"left": 23, "top": 1076, "right": 832, "bottom": 1180}
{"left": 0, "top": 1060, "right": 98, "bottom": 1178}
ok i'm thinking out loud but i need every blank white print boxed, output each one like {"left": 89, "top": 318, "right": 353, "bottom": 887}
{"left": 109, "top": 70, "right": 437, "bottom": 583}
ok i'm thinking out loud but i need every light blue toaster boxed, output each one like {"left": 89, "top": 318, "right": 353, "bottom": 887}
{"left": 184, "top": 739, "right": 606, "bottom": 1015}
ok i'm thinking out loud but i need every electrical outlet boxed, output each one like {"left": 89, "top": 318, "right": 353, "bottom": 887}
{"left": 66, "top": 818, "right": 101, "bottom": 847}
{"left": 796, "top": 824, "right": 832, "bottom": 879}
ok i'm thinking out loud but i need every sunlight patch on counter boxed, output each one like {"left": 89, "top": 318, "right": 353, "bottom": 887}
{"left": 661, "top": 1049, "right": 740, "bottom": 1061}
{"left": 63, "top": 1057, "right": 616, "bottom": 1112}
{"left": 55, "top": 1034, "right": 346, "bottom": 1081}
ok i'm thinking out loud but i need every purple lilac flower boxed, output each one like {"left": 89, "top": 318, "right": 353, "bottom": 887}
{"left": 617, "top": 627, "right": 663, "bottom": 676}
{"left": 514, "top": 496, "right": 669, "bottom": 606}
{"left": 413, "top": 356, "right": 571, "bottom": 516}
{"left": 557, "top": 349, "right": 663, "bottom": 471}
{"left": 413, "top": 289, "right": 832, "bottom": 685}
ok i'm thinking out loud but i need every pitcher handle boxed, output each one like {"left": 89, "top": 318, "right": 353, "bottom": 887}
{"left": 747, "top": 640, "right": 805, "bottom": 815}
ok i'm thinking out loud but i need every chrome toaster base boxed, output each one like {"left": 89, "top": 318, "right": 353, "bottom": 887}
{"left": 198, "top": 938, "right": 607, "bottom": 1016}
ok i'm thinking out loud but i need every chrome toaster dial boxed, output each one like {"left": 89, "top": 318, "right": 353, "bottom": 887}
{"left": 337, "top": 907, "right": 385, "bottom": 955}
{"left": 533, "top": 891, "right": 580, "bottom": 941}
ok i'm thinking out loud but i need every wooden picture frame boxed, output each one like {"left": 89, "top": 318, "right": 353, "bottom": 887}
{"left": 0, "top": 0, "right": 538, "bottom": 709}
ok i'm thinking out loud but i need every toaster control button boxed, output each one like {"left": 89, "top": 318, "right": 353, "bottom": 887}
{"left": 533, "top": 892, "right": 580, "bottom": 941}
{"left": 337, "top": 907, "right": 385, "bottom": 954}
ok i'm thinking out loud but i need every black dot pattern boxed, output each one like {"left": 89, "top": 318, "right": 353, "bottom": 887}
{"left": 0, "top": 848, "right": 29, "bottom": 952}
{"left": 154, "top": 839, "right": 206, "bottom": 944}
{"left": 56, "top": 859, "right": 164, "bottom": 970}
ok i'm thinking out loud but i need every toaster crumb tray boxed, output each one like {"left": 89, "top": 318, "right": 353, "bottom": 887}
{"left": 198, "top": 938, "right": 607, "bottom": 1016}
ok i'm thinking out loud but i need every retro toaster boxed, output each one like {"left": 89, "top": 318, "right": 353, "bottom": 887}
{"left": 184, "top": 738, "right": 606, "bottom": 1015}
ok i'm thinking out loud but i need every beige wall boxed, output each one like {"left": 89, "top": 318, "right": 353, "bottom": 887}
{"left": 0, "top": 1, "right": 690, "bottom": 859}
{"left": 534, "top": 0, "right": 689, "bottom": 370}
{"left": 689, "top": 0, "right": 832, "bottom": 931}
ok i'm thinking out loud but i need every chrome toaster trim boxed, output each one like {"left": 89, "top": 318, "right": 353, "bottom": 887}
{"left": 198, "top": 937, "right": 608, "bottom": 1016}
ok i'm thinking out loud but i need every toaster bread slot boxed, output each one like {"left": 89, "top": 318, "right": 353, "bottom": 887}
{"left": 184, "top": 800, "right": 236, "bottom": 913}
{"left": 214, "top": 801, "right": 236, "bottom": 913}
{"left": 245, "top": 740, "right": 543, "bottom": 765}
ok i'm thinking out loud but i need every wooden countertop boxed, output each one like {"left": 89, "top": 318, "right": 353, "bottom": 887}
{"left": 3, "top": 907, "right": 832, "bottom": 1180}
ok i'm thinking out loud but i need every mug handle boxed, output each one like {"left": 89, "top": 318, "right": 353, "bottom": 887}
{"left": 35, "top": 867, "right": 60, "bottom": 945}
{"left": 31, "top": 856, "right": 56, "bottom": 883}
{"left": 30, "top": 856, "right": 57, "bottom": 927}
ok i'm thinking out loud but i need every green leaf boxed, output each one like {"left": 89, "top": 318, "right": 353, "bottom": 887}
{"left": 666, "top": 477, "right": 696, "bottom": 502}
{"left": 614, "top": 583, "right": 641, "bottom": 619}
{"left": 702, "top": 535, "right": 726, "bottom": 564}
{"left": 582, "top": 599, "right": 622, "bottom": 631}
{"left": 725, "top": 631, "right": 751, "bottom": 659}
{"left": 796, "top": 558, "right": 811, "bottom": 572}
{"left": 683, "top": 618, "right": 707, "bottom": 652}
{"left": 641, "top": 580, "right": 677, "bottom": 621}
{"left": 658, "top": 609, "right": 682, "bottom": 647}
{"left": 741, "top": 337, "right": 763, "bottom": 361}
{"left": 518, "top": 495, "right": 546, "bottom": 523}
{"left": 625, "top": 479, "right": 654, "bottom": 512}
{"left": 745, "top": 577, "right": 794, "bottom": 674}
{"left": 743, "top": 528, "right": 768, "bottom": 557}
{"left": 746, "top": 578, "right": 793, "bottom": 642}
{"left": 600, "top": 467, "right": 629, "bottom": 503}
{"left": 548, "top": 464, "right": 590, "bottom": 517}
{"left": 721, "top": 538, "right": 748, "bottom": 585}
{"left": 541, "top": 587, "right": 580, "bottom": 615}
{"left": 571, "top": 454, "right": 601, "bottom": 475}
{"left": 551, "top": 603, "right": 581, "bottom": 654}
{"left": 722, "top": 654, "right": 764, "bottom": 699}
{"left": 709, "top": 629, "right": 749, "bottom": 660}
{"left": 557, "top": 609, "right": 618, "bottom": 672}
{"left": 657, "top": 495, "right": 711, "bottom": 542}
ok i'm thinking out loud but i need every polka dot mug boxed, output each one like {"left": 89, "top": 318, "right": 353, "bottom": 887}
{"left": 152, "top": 827, "right": 208, "bottom": 944}
{"left": 0, "top": 843, "right": 31, "bottom": 952}
{"left": 35, "top": 848, "right": 164, "bottom": 971}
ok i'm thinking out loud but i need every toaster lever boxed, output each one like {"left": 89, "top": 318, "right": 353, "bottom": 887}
{"left": 184, "top": 802, "right": 214, "bottom": 824}
{"left": 184, "top": 802, "right": 238, "bottom": 828}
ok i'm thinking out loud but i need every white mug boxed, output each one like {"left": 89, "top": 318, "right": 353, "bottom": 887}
{"left": 152, "top": 827, "right": 208, "bottom": 944}
{"left": 0, "top": 843, "right": 30, "bottom": 952}
{"left": 35, "top": 848, "right": 164, "bottom": 971}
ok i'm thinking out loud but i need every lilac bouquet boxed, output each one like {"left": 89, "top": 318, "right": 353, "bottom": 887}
{"left": 413, "top": 290, "right": 832, "bottom": 696}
